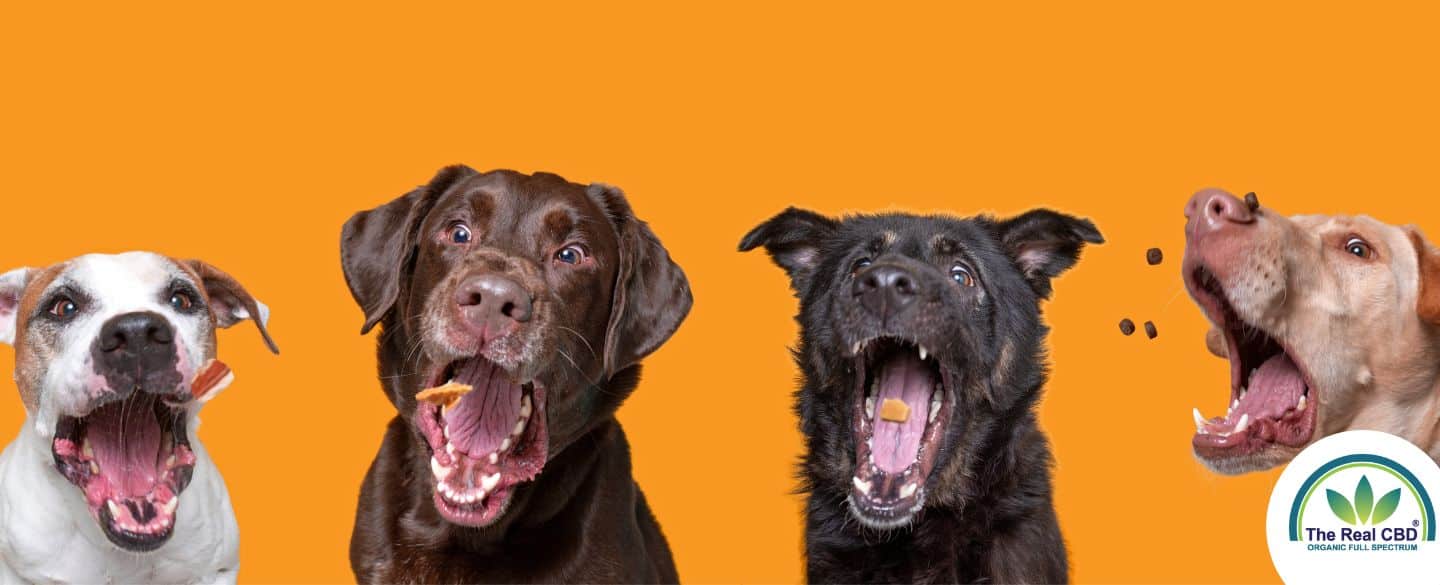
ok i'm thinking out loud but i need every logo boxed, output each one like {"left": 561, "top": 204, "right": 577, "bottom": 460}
{"left": 1267, "top": 431, "right": 1440, "bottom": 583}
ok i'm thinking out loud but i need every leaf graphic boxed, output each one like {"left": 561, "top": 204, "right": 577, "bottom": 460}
{"left": 1372, "top": 489, "right": 1403, "bottom": 525}
{"left": 1328, "top": 489, "right": 1357, "bottom": 525}
{"left": 1355, "top": 475, "right": 1375, "bottom": 524}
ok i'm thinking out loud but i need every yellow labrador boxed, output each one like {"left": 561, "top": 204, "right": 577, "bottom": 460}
{"left": 1182, "top": 189, "right": 1440, "bottom": 474}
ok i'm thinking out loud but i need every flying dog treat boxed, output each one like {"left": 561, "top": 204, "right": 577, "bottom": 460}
{"left": 190, "top": 359, "right": 234, "bottom": 404}
{"left": 1119, "top": 319, "right": 1136, "bottom": 336}
{"left": 416, "top": 381, "right": 473, "bottom": 409}
{"left": 1244, "top": 191, "right": 1260, "bottom": 212}
{"left": 1144, "top": 321, "right": 1158, "bottom": 339}
{"left": 1146, "top": 248, "right": 1163, "bottom": 265}
{"left": 879, "top": 398, "right": 910, "bottom": 422}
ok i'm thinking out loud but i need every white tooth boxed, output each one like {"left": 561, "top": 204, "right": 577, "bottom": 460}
{"left": 489, "top": 452, "right": 499, "bottom": 464}
{"left": 1234, "top": 414, "right": 1251, "bottom": 434}
{"left": 852, "top": 477, "right": 872, "bottom": 494}
{"left": 90, "top": 461, "right": 100, "bottom": 474}
{"left": 919, "top": 347, "right": 928, "bottom": 361}
{"left": 162, "top": 498, "right": 178, "bottom": 515}
{"left": 500, "top": 438, "right": 512, "bottom": 452}
{"left": 852, "top": 341, "right": 862, "bottom": 355}
{"left": 107, "top": 501, "right": 123, "bottom": 519}
{"left": 513, "top": 418, "right": 527, "bottom": 437}
{"left": 865, "top": 397, "right": 875, "bottom": 417}
{"left": 520, "top": 395, "right": 533, "bottom": 419}
{"left": 166, "top": 454, "right": 176, "bottom": 468}
{"left": 431, "top": 457, "right": 451, "bottom": 480}
{"left": 1193, "top": 408, "right": 1206, "bottom": 431}
{"left": 82, "top": 439, "right": 94, "bottom": 459}
{"left": 481, "top": 472, "right": 501, "bottom": 491}
{"left": 445, "top": 443, "right": 456, "bottom": 457}
{"left": 929, "top": 392, "right": 942, "bottom": 424}
{"left": 900, "top": 482, "right": 918, "bottom": 499}
{"left": 1297, "top": 394, "right": 1307, "bottom": 411}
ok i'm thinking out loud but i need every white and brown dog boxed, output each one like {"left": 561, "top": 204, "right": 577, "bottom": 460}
{"left": 1184, "top": 189, "right": 1440, "bottom": 474}
{"left": 0, "top": 252, "right": 276, "bottom": 584}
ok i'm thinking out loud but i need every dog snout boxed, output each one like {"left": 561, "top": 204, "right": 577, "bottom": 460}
{"left": 456, "top": 274, "right": 534, "bottom": 337}
{"left": 1186, "top": 189, "right": 1255, "bottom": 236}
{"left": 855, "top": 265, "right": 919, "bottom": 318}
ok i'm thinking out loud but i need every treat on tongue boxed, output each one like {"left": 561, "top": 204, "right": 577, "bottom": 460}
{"left": 870, "top": 353, "right": 936, "bottom": 473}
{"left": 880, "top": 399, "right": 910, "bottom": 423}
{"left": 190, "top": 359, "right": 233, "bottom": 403}
{"left": 416, "top": 381, "right": 474, "bottom": 410}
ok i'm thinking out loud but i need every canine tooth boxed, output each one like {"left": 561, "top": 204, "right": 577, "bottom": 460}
{"left": 1234, "top": 414, "right": 1251, "bottom": 434}
{"left": 500, "top": 438, "right": 512, "bottom": 452}
{"left": 852, "top": 341, "right": 862, "bottom": 355}
{"left": 865, "top": 397, "right": 875, "bottom": 417}
{"left": 520, "top": 395, "right": 532, "bottom": 419}
{"left": 1297, "top": 394, "right": 1307, "bottom": 411}
{"left": 929, "top": 393, "right": 942, "bottom": 424}
{"left": 900, "top": 482, "right": 918, "bottom": 499}
{"left": 107, "top": 500, "right": 123, "bottom": 518}
{"left": 90, "top": 461, "right": 100, "bottom": 474}
{"left": 852, "top": 477, "right": 872, "bottom": 495}
{"left": 162, "top": 498, "right": 178, "bottom": 515}
{"left": 166, "top": 454, "right": 176, "bottom": 468}
{"left": 82, "top": 439, "right": 94, "bottom": 459}
{"left": 489, "top": 452, "right": 499, "bottom": 464}
{"left": 1193, "top": 408, "right": 1206, "bottom": 431}
{"left": 445, "top": 443, "right": 456, "bottom": 457}
{"left": 513, "top": 418, "right": 527, "bottom": 437}
{"left": 431, "top": 457, "right": 451, "bottom": 480}
{"left": 919, "top": 347, "right": 928, "bottom": 361}
{"left": 481, "top": 472, "right": 501, "bottom": 492}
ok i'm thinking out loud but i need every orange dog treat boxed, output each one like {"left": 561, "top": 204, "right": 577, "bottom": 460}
{"left": 416, "top": 382, "right": 473, "bottom": 409}
{"left": 190, "top": 359, "right": 233, "bottom": 403}
{"left": 879, "top": 398, "right": 910, "bottom": 422}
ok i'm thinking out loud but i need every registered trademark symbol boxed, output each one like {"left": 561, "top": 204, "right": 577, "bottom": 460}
{"left": 1414, "top": 520, "right": 1421, "bottom": 527}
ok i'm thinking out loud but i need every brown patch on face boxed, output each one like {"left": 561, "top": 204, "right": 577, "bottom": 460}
{"left": 1409, "top": 229, "right": 1440, "bottom": 324}
{"left": 13, "top": 263, "right": 68, "bottom": 411}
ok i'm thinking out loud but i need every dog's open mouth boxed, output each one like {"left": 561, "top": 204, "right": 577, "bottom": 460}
{"left": 417, "top": 356, "right": 549, "bottom": 527}
{"left": 1187, "top": 267, "right": 1317, "bottom": 468}
{"left": 51, "top": 392, "right": 195, "bottom": 552}
{"left": 848, "top": 336, "right": 954, "bottom": 529}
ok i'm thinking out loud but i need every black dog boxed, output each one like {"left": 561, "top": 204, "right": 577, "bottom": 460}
{"left": 342, "top": 166, "right": 690, "bottom": 583}
{"left": 741, "top": 207, "right": 1101, "bottom": 584}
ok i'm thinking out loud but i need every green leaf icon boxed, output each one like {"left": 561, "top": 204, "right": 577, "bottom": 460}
{"left": 1372, "top": 488, "right": 1402, "bottom": 525}
{"left": 1328, "top": 489, "right": 1357, "bottom": 525}
{"left": 1355, "top": 475, "right": 1375, "bottom": 524}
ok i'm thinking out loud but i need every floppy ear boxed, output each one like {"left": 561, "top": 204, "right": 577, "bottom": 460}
{"left": 994, "top": 209, "right": 1104, "bottom": 298}
{"left": 737, "top": 207, "right": 839, "bottom": 293}
{"left": 588, "top": 184, "right": 693, "bottom": 376}
{"left": 341, "top": 165, "right": 477, "bottom": 334}
{"left": 0, "top": 267, "right": 33, "bottom": 346}
{"left": 1407, "top": 227, "right": 1440, "bottom": 325}
{"left": 182, "top": 260, "right": 280, "bottom": 355}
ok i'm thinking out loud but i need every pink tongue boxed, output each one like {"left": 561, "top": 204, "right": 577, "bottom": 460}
{"left": 1233, "top": 352, "right": 1306, "bottom": 422}
{"left": 443, "top": 360, "right": 522, "bottom": 457}
{"left": 87, "top": 400, "right": 162, "bottom": 497}
{"left": 871, "top": 353, "right": 936, "bottom": 473}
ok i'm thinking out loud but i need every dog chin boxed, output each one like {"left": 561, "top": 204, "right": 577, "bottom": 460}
{"left": 415, "top": 354, "right": 550, "bottom": 528}
{"left": 1195, "top": 444, "right": 1304, "bottom": 475}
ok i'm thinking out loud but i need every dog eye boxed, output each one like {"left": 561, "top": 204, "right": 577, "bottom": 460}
{"left": 1345, "top": 237, "right": 1372, "bottom": 259}
{"left": 951, "top": 264, "right": 976, "bottom": 287}
{"left": 49, "top": 297, "right": 79, "bottom": 319}
{"left": 169, "top": 291, "right": 195, "bottom": 311}
{"left": 554, "top": 244, "right": 589, "bottom": 265}
{"left": 448, "top": 224, "right": 472, "bottom": 245}
{"left": 850, "top": 257, "right": 873, "bottom": 275}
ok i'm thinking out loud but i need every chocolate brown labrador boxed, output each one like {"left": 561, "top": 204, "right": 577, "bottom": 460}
{"left": 341, "top": 166, "right": 690, "bottom": 583}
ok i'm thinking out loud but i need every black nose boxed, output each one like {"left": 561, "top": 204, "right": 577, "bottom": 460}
{"left": 98, "top": 312, "right": 174, "bottom": 353}
{"left": 455, "top": 274, "right": 534, "bottom": 334}
{"left": 855, "top": 265, "right": 919, "bottom": 318}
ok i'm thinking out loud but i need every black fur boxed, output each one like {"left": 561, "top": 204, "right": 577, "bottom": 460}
{"left": 740, "top": 207, "right": 1101, "bottom": 584}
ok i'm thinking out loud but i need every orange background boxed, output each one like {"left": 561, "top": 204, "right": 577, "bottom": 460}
{"left": 2, "top": 3, "right": 1437, "bottom": 583}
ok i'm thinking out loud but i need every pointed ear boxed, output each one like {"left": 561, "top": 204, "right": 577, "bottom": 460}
{"left": 0, "top": 267, "right": 33, "bottom": 346}
{"left": 738, "top": 207, "right": 838, "bottom": 293}
{"left": 589, "top": 184, "right": 693, "bottom": 376}
{"left": 341, "top": 165, "right": 477, "bottom": 334}
{"left": 994, "top": 209, "right": 1104, "bottom": 298}
{"left": 182, "top": 260, "right": 279, "bottom": 355}
{"left": 1407, "top": 227, "right": 1440, "bottom": 325}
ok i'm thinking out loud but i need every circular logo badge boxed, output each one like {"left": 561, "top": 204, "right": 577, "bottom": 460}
{"left": 1267, "top": 430, "right": 1440, "bottom": 583}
